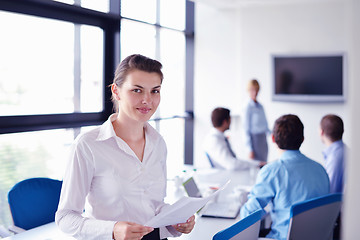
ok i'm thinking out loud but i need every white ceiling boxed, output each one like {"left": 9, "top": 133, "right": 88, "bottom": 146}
{"left": 189, "top": 0, "right": 342, "bottom": 9}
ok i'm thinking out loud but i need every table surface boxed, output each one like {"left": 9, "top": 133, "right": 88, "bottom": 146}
{"left": 3, "top": 167, "right": 258, "bottom": 240}
{"left": 3, "top": 223, "right": 74, "bottom": 240}
{"left": 167, "top": 167, "right": 258, "bottom": 239}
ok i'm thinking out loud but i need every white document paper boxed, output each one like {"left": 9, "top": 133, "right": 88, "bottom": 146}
{"left": 145, "top": 180, "right": 230, "bottom": 228}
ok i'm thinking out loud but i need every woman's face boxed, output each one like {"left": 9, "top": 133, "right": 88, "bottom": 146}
{"left": 248, "top": 86, "right": 259, "bottom": 101}
{"left": 113, "top": 70, "right": 161, "bottom": 123}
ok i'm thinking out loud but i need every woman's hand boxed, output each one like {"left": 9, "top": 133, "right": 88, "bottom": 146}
{"left": 172, "top": 215, "right": 195, "bottom": 234}
{"left": 249, "top": 151, "right": 255, "bottom": 159}
{"left": 113, "top": 221, "right": 153, "bottom": 240}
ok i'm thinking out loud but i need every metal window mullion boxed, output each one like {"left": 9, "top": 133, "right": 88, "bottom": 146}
{"left": 154, "top": 0, "right": 161, "bottom": 131}
{"left": 104, "top": 0, "right": 121, "bottom": 118}
{"left": 73, "top": 24, "right": 81, "bottom": 113}
{"left": 72, "top": 0, "right": 81, "bottom": 138}
{"left": 73, "top": 24, "right": 81, "bottom": 138}
{"left": 184, "top": 0, "right": 195, "bottom": 165}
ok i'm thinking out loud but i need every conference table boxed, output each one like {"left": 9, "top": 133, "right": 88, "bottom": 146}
{"left": 3, "top": 167, "right": 259, "bottom": 240}
{"left": 167, "top": 167, "right": 258, "bottom": 239}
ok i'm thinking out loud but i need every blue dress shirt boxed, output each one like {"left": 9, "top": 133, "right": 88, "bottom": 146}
{"left": 240, "top": 150, "right": 330, "bottom": 240}
{"left": 243, "top": 99, "right": 270, "bottom": 151}
{"left": 322, "top": 140, "right": 346, "bottom": 193}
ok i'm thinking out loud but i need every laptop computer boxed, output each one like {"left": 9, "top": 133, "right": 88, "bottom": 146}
{"left": 182, "top": 177, "right": 242, "bottom": 219}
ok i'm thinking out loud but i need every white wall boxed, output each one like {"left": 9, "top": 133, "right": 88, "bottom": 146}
{"left": 194, "top": 3, "right": 243, "bottom": 167}
{"left": 343, "top": 0, "right": 360, "bottom": 239}
{"left": 194, "top": 0, "right": 350, "bottom": 168}
{"left": 194, "top": 0, "right": 360, "bottom": 239}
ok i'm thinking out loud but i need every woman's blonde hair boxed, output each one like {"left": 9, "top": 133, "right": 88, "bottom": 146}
{"left": 247, "top": 79, "right": 260, "bottom": 91}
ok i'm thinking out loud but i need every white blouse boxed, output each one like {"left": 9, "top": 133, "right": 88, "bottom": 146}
{"left": 55, "top": 114, "right": 180, "bottom": 240}
{"left": 203, "top": 128, "right": 259, "bottom": 170}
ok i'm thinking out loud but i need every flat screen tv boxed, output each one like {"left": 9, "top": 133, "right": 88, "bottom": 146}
{"left": 272, "top": 54, "right": 346, "bottom": 102}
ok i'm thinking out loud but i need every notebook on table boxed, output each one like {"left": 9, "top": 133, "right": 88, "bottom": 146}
{"left": 182, "top": 177, "right": 241, "bottom": 219}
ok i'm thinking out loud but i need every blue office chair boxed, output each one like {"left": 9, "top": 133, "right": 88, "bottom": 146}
{"left": 205, "top": 152, "right": 215, "bottom": 168}
{"left": 213, "top": 209, "right": 266, "bottom": 240}
{"left": 8, "top": 177, "right": 62, "bottom": 231}
{"left": 286, "top": 193, "right": 342, "bottom": 240}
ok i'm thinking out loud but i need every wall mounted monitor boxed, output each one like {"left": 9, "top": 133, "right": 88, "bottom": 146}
{"left": 272, "top": 54, "right": 346, "bottom": 103}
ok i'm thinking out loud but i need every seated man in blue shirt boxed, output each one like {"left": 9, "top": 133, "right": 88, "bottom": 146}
{"left": 240, "top": 114, "right": 330, "bottom": 240}
{"left": 320, "top": 114, "right": 346, "bottom": 240}
{"left": 320, "top": 114, "right": 347, "bottom": 193}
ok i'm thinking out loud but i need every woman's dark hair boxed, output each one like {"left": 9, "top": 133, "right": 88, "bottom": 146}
{"left": 273, "top": 114, "right": 304, "bottom": 150}
{"left": 211, "top": 107, "right": 230, "bottom": 128}
{"left": 111, "top": 54, "right": 163, "bottom": 111}
{"left": 320, "top": 114, "right": 344, "bottom": 142}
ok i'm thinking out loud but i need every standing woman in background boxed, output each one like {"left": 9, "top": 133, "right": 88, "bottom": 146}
{"left": 243, "top": 79, "right": 270, "bottom": 162}
{"left": 56, "top": 54, "right": 195, "bottom": 240}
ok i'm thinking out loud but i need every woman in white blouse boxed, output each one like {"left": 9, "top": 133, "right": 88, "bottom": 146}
{"left": 56, "top": 54, "right": 195, "bottom": 240}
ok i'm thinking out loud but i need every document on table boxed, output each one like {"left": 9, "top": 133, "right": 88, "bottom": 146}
{"left": 145, "top": 180, "right": 230, "bottom": 228}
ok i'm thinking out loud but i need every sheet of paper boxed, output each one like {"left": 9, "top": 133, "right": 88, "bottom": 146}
{"left": 145, "top": 180, "right": 230, "bottom": 228}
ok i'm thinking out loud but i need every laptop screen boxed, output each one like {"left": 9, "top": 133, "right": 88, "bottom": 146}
{"left": 183, "top": 177, "right": 202, "bottom": 198}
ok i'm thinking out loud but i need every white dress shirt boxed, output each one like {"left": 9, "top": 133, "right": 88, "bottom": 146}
{"left": 203, "top": 128, "right": 259, "bottom": 170}
{"left": 55, "top": 114, "right": 180, "bottom": 240}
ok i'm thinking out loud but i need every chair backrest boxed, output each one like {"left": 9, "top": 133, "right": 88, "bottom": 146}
{"left": 205, "top": 152, "right": 215, "bottom": 168}
{"left": 8, "top": 177, "right": 62, "bottom": 230}
{"left": 287, "top": 193, "right": 342, "bottom": 240}
{"left": 213, "top": 209, "right": 265, "bottom": 240}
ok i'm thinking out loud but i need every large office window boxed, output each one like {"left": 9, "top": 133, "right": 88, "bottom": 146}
{"left": 0, "top": 12, "right": 104, "bottom": 116}
{"left": 120, "top": 1, "right": 187, "bottom": 176}
{"left": 0, "top": 0, "right": 194, "bottom": 229}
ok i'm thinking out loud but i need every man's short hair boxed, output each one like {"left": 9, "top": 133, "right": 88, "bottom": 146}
{"left": 273, "top": 114, "right": 304, "bottom": 150}
{"left": 320, "top": 114, "right": 344, "bottom": 142}
{"left": 211, "top": 107, "right": 230, "bottom": 128}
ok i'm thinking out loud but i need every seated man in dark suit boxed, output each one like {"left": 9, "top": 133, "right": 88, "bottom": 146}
{"left": 203, "top": 107, "right": 263, "bottom": 170}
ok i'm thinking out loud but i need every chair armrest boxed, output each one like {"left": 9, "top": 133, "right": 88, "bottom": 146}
{"left": 8, "top": 225, "right": 26, "bottom": 234}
